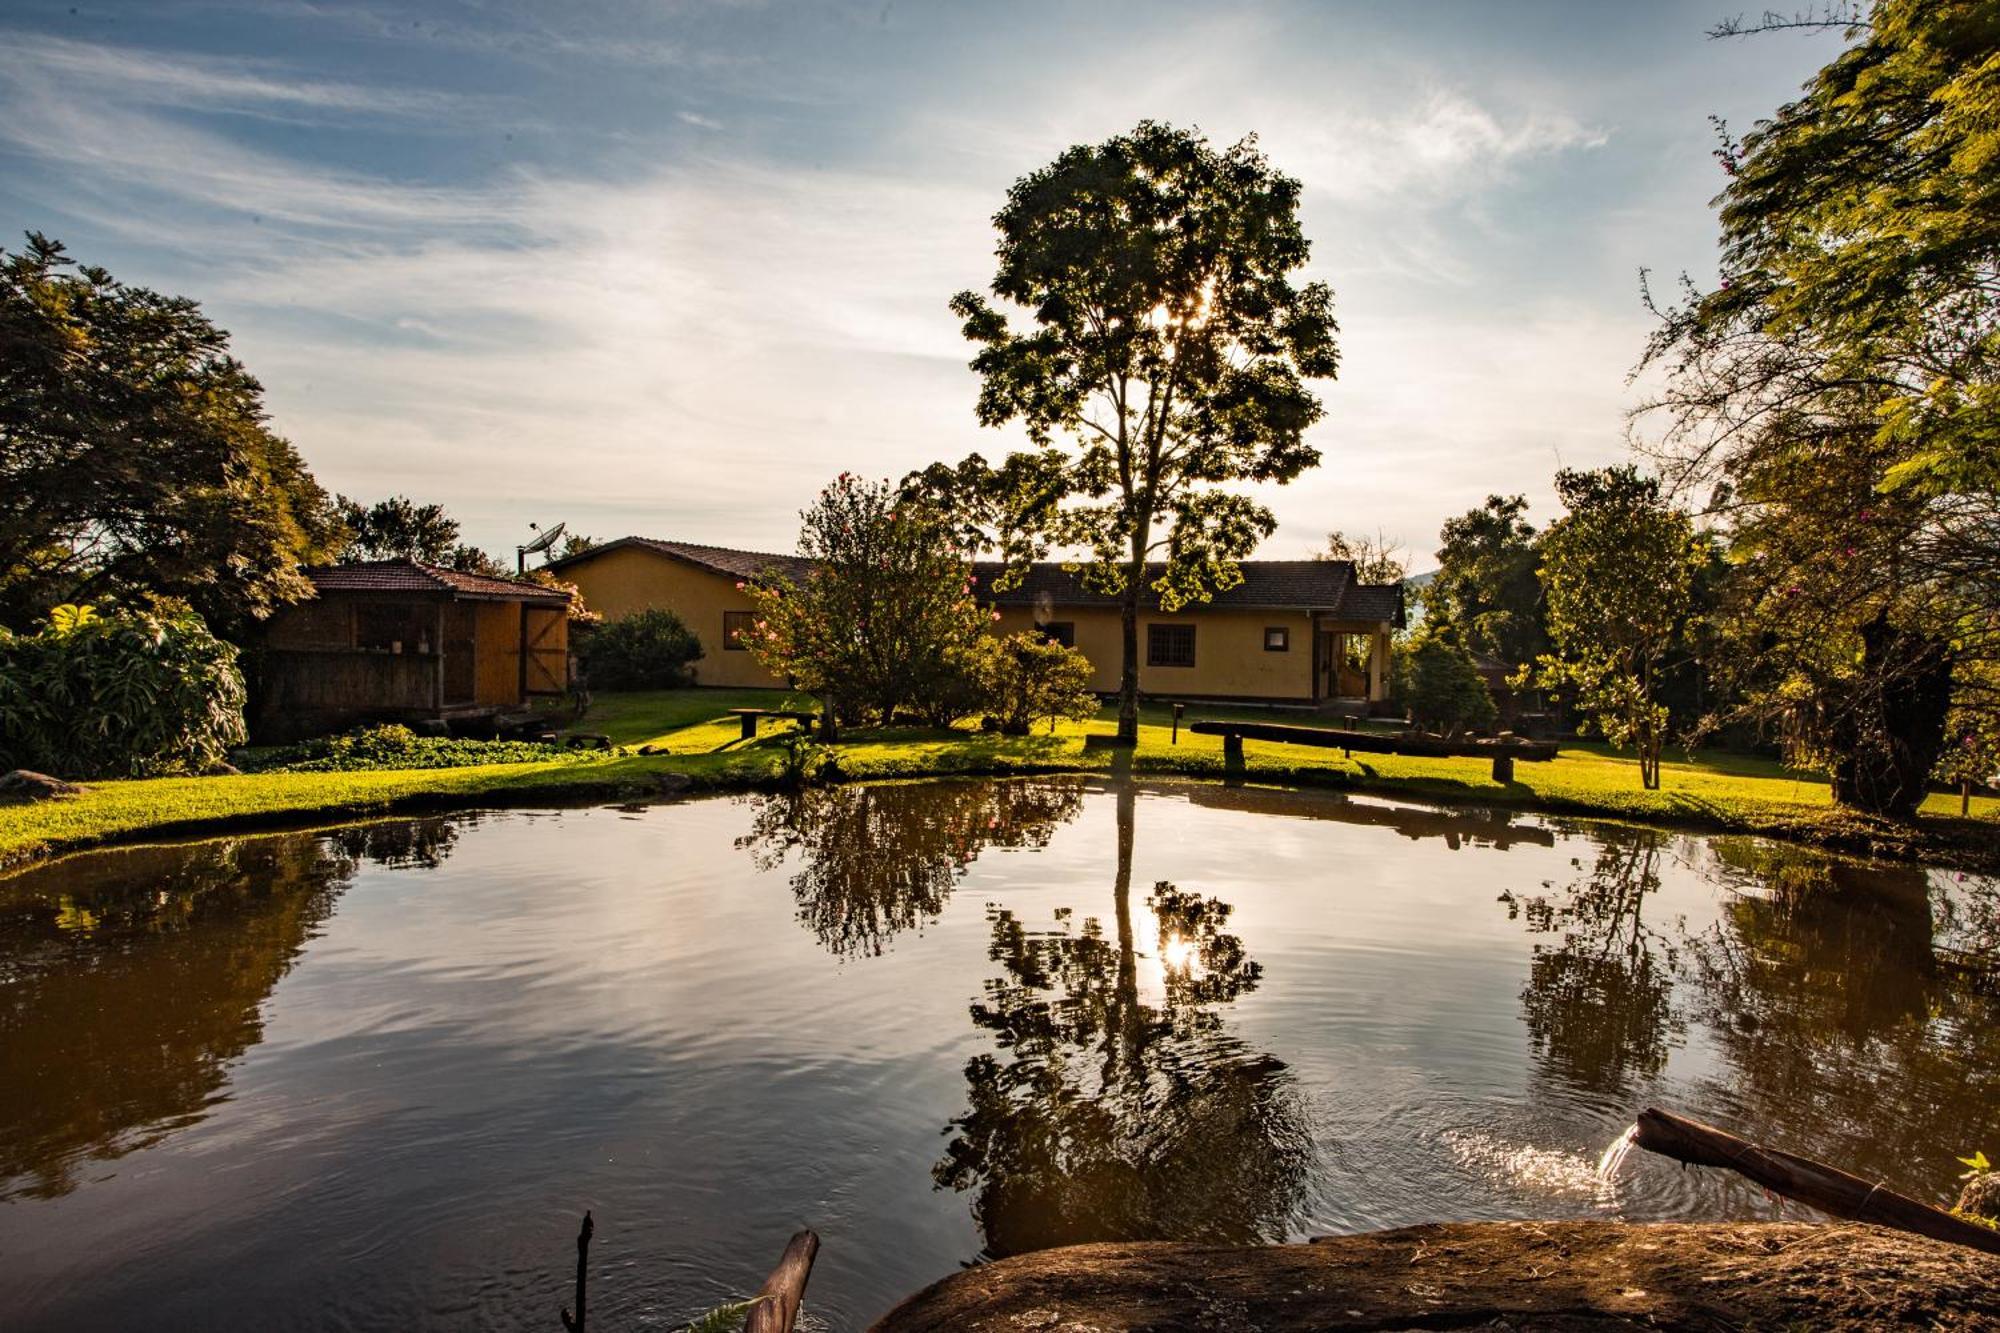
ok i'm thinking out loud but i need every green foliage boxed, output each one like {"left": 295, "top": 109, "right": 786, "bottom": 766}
{"left": 0, "top": 603, "right": 246, "bottom": 778}
{"left": 333, "top": 494, "right": 511, "bottom": 576}
{"left": 1423, "top": 495, "right": 1544, "bottom": 669}
{"left": 680, "top": 1296, "right": 771, "bottom": 1333}
{"left": 744, "top": 475, "right": 991, "bottom": 725}
{"left": 1533, "top": 467, "right": 1706, "bottom": 790}
{"left": 1640, "top": 1, "right": 1999, "bottom": 814}
{"left": 580, "top": 609, "right": 703, "bottom": 690}
{"left": 0, "top": 235, "right": 343, "bottom": 636}
{"left": 1937, "top": 687, "right": 2000, "bottom": 791}
{"left": 244, "top": 723, "right": 576, "bottom": 774}
{"left": 335, "top": 495, "right": 461, "bottom": 563}
{"left": 977, "top": 632, "right": 1100, "bottom": 735}
{"left": 939, "top": 120, "right": 1340, "bottom": 741}
{"left": 1403, "top": 629, "right": 1496, "bottom": 737}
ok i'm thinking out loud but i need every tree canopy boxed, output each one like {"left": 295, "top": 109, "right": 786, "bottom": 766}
{"left": 1638, "top": 0, "right": 1999, "bottom": 812}
{"left": 1422, "top": 495, "right": 1544, "bottom": 670}
{"left": 1533, "top": 467, "right": 1708, "bottom": 790}
{"left": 942, "top": 121, "right": 1339, "bottom": 742}
{"left": 0, "top": 234, "right": 341, "bottom": 635}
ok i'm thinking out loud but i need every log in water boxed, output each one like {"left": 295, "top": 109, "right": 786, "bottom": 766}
{"left": 1631, "top": 1107, "right": 2000, "bottom": 1256}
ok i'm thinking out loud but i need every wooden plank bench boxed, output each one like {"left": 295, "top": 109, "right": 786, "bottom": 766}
{"left": 1187, "top": 719, "right": 1557, "bottom": 782}
{"left": 727, "top": 707, "right": 820, "bottom": 739}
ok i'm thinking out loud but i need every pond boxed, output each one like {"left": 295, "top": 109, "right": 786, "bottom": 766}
{"left": 2, "top": 779, "right": 1995, "bottom": 1330}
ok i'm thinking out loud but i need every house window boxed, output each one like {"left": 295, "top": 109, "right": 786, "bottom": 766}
{"left": 1264, "top": 626, "right": 1290, "bottom": 652}
{"left": 1041, "top": 621, "right": 1075, "bottom": 647}
{"left": 723, "top": 610, "right": 754, "bottom": 651}
{"left": 1147, "top": 623, "right": 1196, "bottom": 668}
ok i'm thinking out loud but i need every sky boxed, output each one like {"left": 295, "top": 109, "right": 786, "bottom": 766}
{"left": 0, "top": 1, "right": 1851, "bottom": 567}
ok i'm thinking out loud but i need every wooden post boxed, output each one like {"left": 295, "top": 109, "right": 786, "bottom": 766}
{"left": 745, "top": 1230, "right": 820, "bottom": 1333}
{"left": 1223, "top": 732, "right": 1244, "bottom": 773}
{"left": 1491, "top": 754, "right": 1514, "bottom": 783}
{"left": 433, "top": 604, "right": 445, "bottom": 712}
{"left": 1632, "top": 1107, "right": 2000, "bottom": 1256}
{"left": 741, "top": 712, "right": 759, "bottom": 740}
{"left": 1172, "top": 702, "right": 1185, "bottom": 745}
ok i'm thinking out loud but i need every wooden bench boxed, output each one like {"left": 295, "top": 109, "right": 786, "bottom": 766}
{"left": 1187, "top": 720, "right": 1557, "bottom": 782}
{"left": 727, "top": 707, "right": 820, "bottom": 739}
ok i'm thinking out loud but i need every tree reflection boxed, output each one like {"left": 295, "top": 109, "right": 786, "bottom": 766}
{"left": 0, "top": 817, "right": 458, "bottom": 1200}
{"left": 1501, "top": 830, "right": 1684, "bottom": 1099}
{"left": 935, "top": 786, "right": 1313, "bottom": 1257}
{"left": 1678, "top": 842, "right": 2000, "bottom": 1200}
{"left": 736, "top": 779, "right": 1085, "bottom": 958}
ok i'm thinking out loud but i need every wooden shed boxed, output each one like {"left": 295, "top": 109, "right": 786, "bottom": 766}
{"left": 253, "top": 560, "right": 571, "bottom": 741}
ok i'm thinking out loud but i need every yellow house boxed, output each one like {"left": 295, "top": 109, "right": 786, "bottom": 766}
{"left": 551, "top": 537, "right": 1404, "bottom": 707}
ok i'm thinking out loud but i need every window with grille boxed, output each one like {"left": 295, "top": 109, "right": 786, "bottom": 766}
{"left": 1147, "top": 623, "right": 1195, "bottom": 668}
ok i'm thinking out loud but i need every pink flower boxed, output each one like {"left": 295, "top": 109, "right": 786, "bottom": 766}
{"left": 990, "top": 611, "right": 1001, "bottom": 621}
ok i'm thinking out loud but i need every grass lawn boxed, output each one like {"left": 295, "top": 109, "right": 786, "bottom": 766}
{"left": 2, "top": 688, "right": 1994, "bottom": 874}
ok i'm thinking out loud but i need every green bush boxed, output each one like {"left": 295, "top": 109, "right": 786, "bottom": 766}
{"left": 245, "top": 722, "right": 576, "bottom": 773}
{"left": 580, "top": 609, "right": 704, "bottom": 690}
{"left": 977, "top": 633, "right": 1099, "bottom": 735}
{"left": 0, "top": 603, "right": 247, "bottom": 778}
{"left": 1404, "top": 631, "right": 1497, "bottom": 737}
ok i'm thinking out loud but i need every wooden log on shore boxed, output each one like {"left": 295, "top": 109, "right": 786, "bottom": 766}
{"left": 745, "top": 1229, "right": 821, "bottom": 1333}
{"left": 1632, "top": 1107, "right": 2000, "bottom": 1256}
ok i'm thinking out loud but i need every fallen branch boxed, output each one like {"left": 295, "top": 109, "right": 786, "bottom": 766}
{"left": 1633, "top": 1107, "right": 2000, "bottom": 1256}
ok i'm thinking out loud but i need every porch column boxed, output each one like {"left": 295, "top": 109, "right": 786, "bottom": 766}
{"left": 434, "top": 604, "right": 445, "bottom": 710}
{"left": 1369, "top": 627, "right": 1390, "bottom": 702}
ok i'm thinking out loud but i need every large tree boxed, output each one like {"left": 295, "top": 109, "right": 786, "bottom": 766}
{"left": 945, "top": 121, "right": 1340, "bottom": 744}
{"left": 0, "top": 234, "right": 341, "bottom": 635}
{"left": 1639, "top": 0, "right": 2000, "bottom": 815}
{"left": 1422, "top": 495, "right": 1545, "bottom": 670}
{"left": 333, "top": 494, "right": 508, "bottom": 576}
{"left": 742, "top": 474, "right": 990, "bottom": 731}
{"left": 1532, "top": 467, "right": 1708, "bottom": 790}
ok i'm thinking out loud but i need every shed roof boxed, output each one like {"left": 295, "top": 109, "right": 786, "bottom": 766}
{"left": 557, "top": 538, "right": 1402, "bottom": 624}
{"left": 306, "top": 559, "right": 572, "bottom": 605}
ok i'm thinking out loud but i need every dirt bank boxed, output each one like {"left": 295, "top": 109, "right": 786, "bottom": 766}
{"left": 869, "top": 1221, "right": 1999, "bottom": 1331}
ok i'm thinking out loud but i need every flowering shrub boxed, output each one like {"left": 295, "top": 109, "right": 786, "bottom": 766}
{"left": 744, "top": 475, "right": 991, "bottom": 725}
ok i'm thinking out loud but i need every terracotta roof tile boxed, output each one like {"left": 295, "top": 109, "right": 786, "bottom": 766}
{"left": 307, "top": 560, "right": 571, "bottom": 605}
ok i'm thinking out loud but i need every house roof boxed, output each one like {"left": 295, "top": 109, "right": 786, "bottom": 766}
{"left": 548, "top": 536, "right": 814, "bottom": 585}
{"left": 557, "top": 537, "right": 1403, "bottom": 624}
{"left": 306, "top": 559, "right": 572, "bottom": 605}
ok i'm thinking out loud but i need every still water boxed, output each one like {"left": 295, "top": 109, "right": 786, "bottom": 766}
{"left": 2, "top": 779, "right": 1994, "bottom": 1330}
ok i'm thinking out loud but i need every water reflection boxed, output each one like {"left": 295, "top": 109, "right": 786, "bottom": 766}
{"left": 0, "top": 819, "right": 459, "bottom": 1201}
{"left": 1678, "top": 843, "right": 1999, "bottom": 1200}
{"left": 935, "top": 787, "right": 1313, "bottom": 1257}
{"left": 1187, "top": 784, "right": 1556, "bottom": 849}
{"left": 1502, "top": 831, "right": 1684, "bottom": 1101}
{"left": 736, "top": 780, "right": 1084, "bottom": 957}
{"left": 1505, "top": 830, "right": 2000, "bottom": 1203}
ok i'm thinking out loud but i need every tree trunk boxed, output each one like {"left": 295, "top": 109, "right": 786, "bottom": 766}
{"left": 1827, "top": 613, "right": 1951, "bottom": 818}
{"left": 1116, "top": 566, "right": 1142, "bottom": 746}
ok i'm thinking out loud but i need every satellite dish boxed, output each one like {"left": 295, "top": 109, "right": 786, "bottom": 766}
{"left": 517, "top": 521, "right": 567, "bottom": 571}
